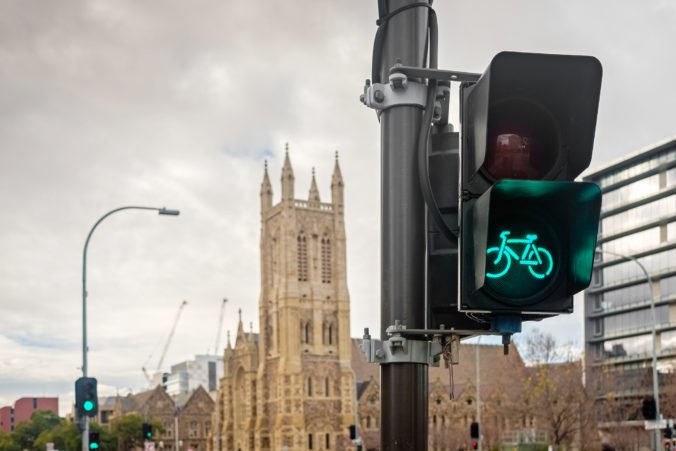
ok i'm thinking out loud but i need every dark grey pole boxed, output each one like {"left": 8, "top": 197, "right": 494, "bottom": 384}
{"left": 379, "top": 1, "right": 429, "bottom": 449}
{"left": 81, "top": 206, "right": 179, "bottom": 451}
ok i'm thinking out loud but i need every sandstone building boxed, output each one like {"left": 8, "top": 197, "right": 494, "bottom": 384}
{"left": 113, "top": 384, "right": 215, "bottom": 451}
{"left": 211, "top": 149, "right": 355, "bottom": 450}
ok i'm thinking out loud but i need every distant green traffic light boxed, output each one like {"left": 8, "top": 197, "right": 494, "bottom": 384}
{"left": 75, "top": 377, "right": 98, "bottom": 417}
{"left": 90, "top": 443, "right": 99, "bottom": 449}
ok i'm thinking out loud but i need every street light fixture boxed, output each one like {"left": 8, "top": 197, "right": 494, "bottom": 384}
{"left": 81, "top": 206, "right": 180, "bottom": 451}
{"left": 595, "top": 248, "right": 660, "bottom": 450}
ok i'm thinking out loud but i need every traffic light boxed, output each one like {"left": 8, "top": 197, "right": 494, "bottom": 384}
{"left": 643, "top": 396, "right": 657, "bottom": 420}
{"left": 470, "top": 421, "right": 479, "bottom": 439}
{"left": 142, "top": 422, "right": 152, "bottom": 440}
{"left": 459, "top": 51, "right": 602, "bottom": 320}
{"left": 89, "top": 431, "right": 100, "bottom": 450}
{"left": 472, "top": 441, "right": 478, "bottom": 450}
{"left": 75, "top": 377, "right": 98, "bottom": 417}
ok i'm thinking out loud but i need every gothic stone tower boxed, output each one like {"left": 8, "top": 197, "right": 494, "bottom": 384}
{"left": 249, "top": 147, "right": 353, "bottom": 450}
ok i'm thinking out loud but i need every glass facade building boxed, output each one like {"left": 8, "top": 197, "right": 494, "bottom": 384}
{"left": 584, "top": 137, "right": 676, "bottom": 375}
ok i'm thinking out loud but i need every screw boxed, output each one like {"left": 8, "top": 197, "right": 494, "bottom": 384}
{"left": 374, "top": 90, "right": 385, "bottom": 103}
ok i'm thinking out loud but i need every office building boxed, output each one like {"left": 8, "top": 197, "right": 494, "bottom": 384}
{"left": 0, "top": 397, "right": 59, "bottom": 432}
{"left": 164, "top": 354, "right": 223, "bottom": 396}
{"left": 584, "top": 137, "right": 676, "bottom": 378}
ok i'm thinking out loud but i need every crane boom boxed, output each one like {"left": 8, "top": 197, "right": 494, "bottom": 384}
{"left": 213, "top": 298, "right": 228, "bottom": 354}
{"left": 156, "top": 300, "right": 188, "bottom": 372}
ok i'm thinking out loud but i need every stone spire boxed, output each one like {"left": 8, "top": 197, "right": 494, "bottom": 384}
{"left": 260, "top": 160, "right": 273, "bottom": 212}
{"left": 331, "top": 151, "right": 344, "bottom": 212}
{"left": 281, "top": 143, "right": 295, "bottom": 203}
{"left": 308, "top": 167, "right": 321, "bottom": 207}
{"left": 236, "top": 308, "right": 245, "bottom": 342}
{"left": 226, "top": 330, "right": 232, "bottom": 350}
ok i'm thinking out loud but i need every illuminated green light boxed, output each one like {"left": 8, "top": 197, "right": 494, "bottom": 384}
{"left": 146, "top": 432, "right": 152, "bottom": 438}
{"left": 90, "top": 443, "right": 99, "bottom": 449}
{"left": 83, "top": 400, "right": 94, "bottom": 411}
{"left": 486, "top": 230, "right": 553, "bottom": 280}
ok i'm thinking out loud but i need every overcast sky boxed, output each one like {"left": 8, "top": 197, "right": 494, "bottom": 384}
{"left": 1, "top": 0, "right": 674, "bottom": 415}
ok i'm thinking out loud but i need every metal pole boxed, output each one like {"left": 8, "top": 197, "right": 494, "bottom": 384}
{"left": 476, "top": 340, "right": 482, "bottom": 451}
{"left": 379, "top": 1, "right": 429, "bottom": 449}
{"left": 597, "top": 249, "right": 660, "bottom": 450}
{"left": 81, "top": 206, "right": 179, "bottom": 451}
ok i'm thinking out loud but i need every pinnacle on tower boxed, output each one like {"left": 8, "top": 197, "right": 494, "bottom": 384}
{"left": 332, "top": 150, "right": 344, "bottom": 209}
{"left": 261, "top": 159, "right": 273, "bottom": 212}
{"left": 281, "top": 143, "right": 295, "bottom": 202}
{"left": 331, "top": 151, "right": 343, "bottom": 187}
{"left": 309, "top": 167, "right": 321, "bottom": 206}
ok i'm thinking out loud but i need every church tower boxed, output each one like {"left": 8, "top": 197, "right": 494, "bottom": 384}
{"left": 250, "top": 145, "right": 353, "bottom": 450}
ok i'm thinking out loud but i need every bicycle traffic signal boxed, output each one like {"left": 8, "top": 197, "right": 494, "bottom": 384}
{"left": 75, "top": 377, "right": 98, "bottom": 418}
{"left": 142, "top": 422, "right": 153, "bottom": 439}
{"left": 89, "top": 431, "right": 100, "bottom": 450}
{"left": 459, "top": 51, "right": 602, "bottom": 319}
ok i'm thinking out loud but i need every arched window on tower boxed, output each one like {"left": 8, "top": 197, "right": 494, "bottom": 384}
{"left": 328, "top": 324, "right": 333, "bottom": 345}
{"left": 297, "top": 233, "right": 308, "bottom": 281}
{"left": 305, "top": 322, "right": 311, "bottom": 344}
{"left": 308, "top": 377, "right": 313, "bottom": 396}
{"left": 321, "top": 235, "right": 331, "bottom": 283}
{"left": 325, "top": 377, "right": 329, "bottom": 396}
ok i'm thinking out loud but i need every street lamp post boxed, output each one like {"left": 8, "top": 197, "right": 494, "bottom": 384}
{"left": 81, "top": 206, "right": 179, "bottom": 451}
{"left": 595, "top": 248, "right": 660, "bottom": 450}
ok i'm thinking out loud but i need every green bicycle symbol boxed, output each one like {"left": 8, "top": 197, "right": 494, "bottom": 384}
{"left": 486, "top": 231, "right": 554, "bottom": 280}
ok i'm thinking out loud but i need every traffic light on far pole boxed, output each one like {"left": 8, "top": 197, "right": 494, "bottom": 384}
{"left": 470, "top": 421, "right": 479, "bottom": 439}
{"left": 75, "top": 377, "right": 98, "bottom": 418}
{"left": 459, "top": 51, "right": 602, "bottom": 320}
{"left": 89, "top": 431, "right": 100, "bottom": 450}
{"left": 142, "top": 422, "right": 153, "bottom": 440}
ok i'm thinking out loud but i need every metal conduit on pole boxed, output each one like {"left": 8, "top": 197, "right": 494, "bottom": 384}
{"left": 595, "top": 248, "right": 660, "bottom": 450}
{"left": 378, "top": 1, "right": 429, "bottom": 449}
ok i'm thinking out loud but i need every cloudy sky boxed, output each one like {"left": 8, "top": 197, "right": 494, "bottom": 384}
{"left": 1, "top": 0, "right": 674, "bottom": 415}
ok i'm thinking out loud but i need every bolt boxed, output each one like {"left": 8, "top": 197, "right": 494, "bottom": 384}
{"left": 374, "top": 90, "right": 385, "bottom": 103}
{"left": 359, "top": 94, "right": 365, "bottom": 104}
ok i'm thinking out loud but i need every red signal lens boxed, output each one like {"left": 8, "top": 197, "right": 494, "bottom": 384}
{"left": 483, "top": 99, "right": 559, "bottom": 181}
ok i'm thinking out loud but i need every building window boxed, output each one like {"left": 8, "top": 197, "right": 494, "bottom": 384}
{"left": 164, "top": 421, "right": 172, "bottom": 438}
{"left": 326, "top": 433, "right": 330, "bottom": 449}
{"left": 308, "top": 378, "right": 312, "bottom": 396}
{"left": 593, "top": 318, "right": 603, "bottom": 336}
{"left": 328, "top": 324, "right": 333, "bottom": 345}
{"left": 366, "top": 416, "right": 371, "bottom": 428}
{"left": 297, "top": 234, "right": 308, "bottom": 281}
{"left": 321, "top": 236, "right": 331, "bottom": 283}
{"left": 189, "top": 421, "right": 198, "bottom": 438}
{"left": 308, "top": 433, "right": 313, "bottom": 450}
{"left": 205, "top": 420, "right": 211, "bottom": 437}
{"left": 325, "top": 377, "right": 329, "bottom": 397}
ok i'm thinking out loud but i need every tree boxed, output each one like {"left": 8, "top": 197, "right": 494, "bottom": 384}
{"left": 0, "top": 430, "right": 21, "bottom": 451}
{"left": 518, "top": 329, "right": 600, "bottom": 449}
{"left": 109, "top": 413, "right": 164, "bottom": 450}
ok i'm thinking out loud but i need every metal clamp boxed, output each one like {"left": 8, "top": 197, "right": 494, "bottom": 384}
{"left": 360, "top": 76, "right": 427, "bottom": 115}
{"left": 360, "top": 323, "right": 442, "bottom": 366}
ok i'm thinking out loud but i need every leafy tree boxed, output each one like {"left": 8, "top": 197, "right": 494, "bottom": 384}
{"left": 0, "top": 430, "right": 21, "bottom": 451}
{"left": 109, "top": 413, "right": 164, "bottom": 450}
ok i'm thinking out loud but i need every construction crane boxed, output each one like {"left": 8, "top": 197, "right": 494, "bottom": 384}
{"left": 141, "top": 300, "right": 188, "bottom": 386}
{"left": 212, "top": 298, "right": 228, "bottom": 355}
